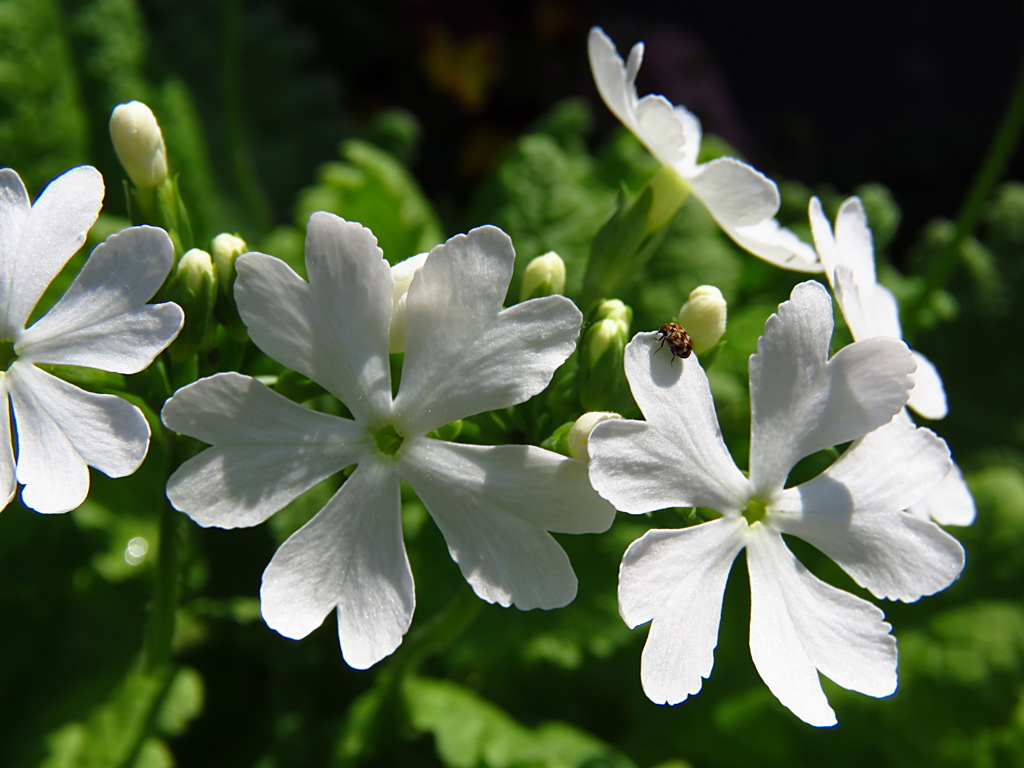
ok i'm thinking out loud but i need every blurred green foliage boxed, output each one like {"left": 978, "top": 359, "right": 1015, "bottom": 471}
{"left": 1, "top": 1, "right": 1023, "bottom": 767}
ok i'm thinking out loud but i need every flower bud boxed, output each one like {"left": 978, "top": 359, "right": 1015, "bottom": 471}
{"left": 520, "top": 251, "right": 566, "bottom": 301}
{"left": 389, "top": 252, "right": 428, "bottom": 353}
{"left": 677, "top": 285, "right": 727, "bottom": 354}
{"left": 109, "top": 101, "right": 168, "bottom": 188}
{"left": 211, "top": 233, "right": 248, "bottom": 298}
{"left": 164, "top": 248, "right": 216, "bottom": 362}
{"left": 568, "top": 411, "right": 622, "bottom": 461}
{"left": 578, "top": 299, "right": 633, "bottom": 412}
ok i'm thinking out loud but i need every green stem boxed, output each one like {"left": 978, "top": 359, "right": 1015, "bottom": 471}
{"left": 907, "top": 50, "right": 1024, "bottom": 335}
{"left": 143, "top": 438, "right": 186, "bottom": 672}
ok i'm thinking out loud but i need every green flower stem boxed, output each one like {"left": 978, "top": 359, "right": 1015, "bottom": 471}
{"left": 908, "top": 50, "right": 1024, "bottom": 335}
{"left": 143, "top": 436, "right": 187, "bottom": 673}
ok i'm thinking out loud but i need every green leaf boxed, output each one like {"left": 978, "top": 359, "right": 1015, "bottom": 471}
{"left": 295, "top": 139, "right": 443, "bottom": 264}
{"left": 38, "top": 664, "right": 204, "bottom": 768}
{"left": 404, "top": 676, "right": 637, "bottom": 768}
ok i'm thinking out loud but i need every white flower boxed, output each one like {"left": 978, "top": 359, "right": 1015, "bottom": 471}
{"left": 587, "top": 27, "right": 820, "bottom": 272}
{"left": 809, "top": 196, "right": 975, "bottom": 525}
{"left": 588, "top": 281, "right": 964, "bottom": 726}
{"left": 162, "top": 215, "right": 614, "bottom": 670}
{"left": 0, "top": 166, "right": 183, "bottom": 514}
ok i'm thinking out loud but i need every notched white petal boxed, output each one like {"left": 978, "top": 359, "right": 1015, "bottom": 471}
{"left": 587, "top": 27, "right": 639, "bottom": 132}
{"left": 746, "top": 529, "right": 897, "bottom": 727}
{"left": 18, "top": 225, "right": 181, "bottom": 371}
{"left": 908, "top": 351, "right": 948, "bottom": 420}
{"left": 749, "top": 282, "right": 914, "bottom": 493}
{"left": 8, "top": 363, "right": 149, "bottom": 513}
{"left": 775, "top": 418, "right": 964, "bottom": 601}
{"left": 19, "top": 304, "right": 183, "bottom": 373}
{"left": 260, "top": 460, "right": 414, "bottom": 670}
{"left": 399, "top": 437, "right": 595, "bottom": 610}
{"left": 395, "top": 227, "right": 581, "bottom": 434}
{"left": 618, "top": 520, "right": 745, "bottom": 705}
{"left": 236, "top": 216, "right": 394, "bottom": 425}
{"left": 610, "top": 333, "right": 748, "bottom": 509}
{"left": 163, "top": 373, "right": 369, "bottom": 528}
{"left": 2, "top": 166, "right": 104, "bottom": 332}
{"left": 909, "top": 462, "right": 975, "bottom": 526}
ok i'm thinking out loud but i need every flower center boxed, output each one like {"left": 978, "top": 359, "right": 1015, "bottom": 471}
{"left": 372, "top": 424, "right": 405, "bottom": 457}
{"left": 742, "top": 497, "right": 768, "bottom": 526}
{"left": 0, "top": 341, "right": 15, "bottom": 371}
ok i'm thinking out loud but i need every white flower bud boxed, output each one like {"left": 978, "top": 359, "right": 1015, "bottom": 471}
{"left": 520, "top": 251, "right": 566, "bottom": 301}
{"left": 389, "top": 252, "right": 429, "bottom": 353}
{"left": 109, "top": 101, "right": 169, "bottom": 188}
{"left": 677, "top": 285, "right": 727, "bottom": 354}
{"left": 568, "top": 411, "right": 622, "bottom": 461}
{"left": 211, "top": 233, "right": 248, "bottom": 294}
{"left": 177, "top": 248, "right": 215, "bottom": 295}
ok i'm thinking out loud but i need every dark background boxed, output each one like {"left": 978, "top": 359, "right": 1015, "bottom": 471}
{"left": 141, "top": 0, "right": 1024, "bottom": 251}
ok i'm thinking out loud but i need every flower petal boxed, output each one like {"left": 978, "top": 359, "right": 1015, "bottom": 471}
{"left": 690, "top": 157, "right": 780, "bottom": 228}
{"left": 394, "top": 226, "right": 582, "bottom": 435}
{"left": 908, "top": 462, "right": 976, "bottom": 526}
{"left": 618, "top": 518, "right": 746, "bottom": 704}
{"left": 746, "top": 528, "right": 897, "bottom": 728}
{"left": 260, "top": 458, "right": 414, "bottom": 670}
{"left": 832, "top": 197, "right": 877, "bottom": 283}
{"left": 748, "top": 281, "right": 914, "bottom": 495}
{"left": 588, "top": 333, "right": 748, "bottom": 513}
{"left": 908, "top": 351, "right": 948, "bottom": 420}
{"left": 0, "top": 166, "right": 104, "bottom": 332}
{"left": 774, "top": 417, "right": 964, "bottom": 601}
{"left": 0, "top": 170, "right": 31, "bottom": 321}
{"left": 235, "top": 213, "right": 393, "bottom": 425}
{"left": 587, "top": 27, "right": 642, "bottom": 137}
{"left": 0, "top": 377, "right": 16, "bottom": 511}
{"left": 399, "top": 437, "right": 598, "bottom": 609}
{"left": 8, "top": 363, "right": 149, "bottom": 513}
{"left": 689, "top": 159, "right": 821, "bottom": 271}
{"left": 163, "top": 372, "right": 369, "bottom": 528}
{"left": 634, "top": 95, "right": 694, "bottom": 169}
{"left": 587, "top": 28, "right": 700, "bottom": 172}
{"left": 17, "top": 226, "right": 182, "bottom": 371}
{"left": 730, "top": 218, "right": 822, "bottom": 273}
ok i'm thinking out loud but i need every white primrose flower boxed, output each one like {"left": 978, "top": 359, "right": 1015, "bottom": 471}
{"left": 161, "top": 214, "right": 615, "bottom": 670}
{"left": 588, "top": 281, "right": 965, "bottom": 727}
{"left": 587, "top": 27, "right": 820, "bottom": 272}
{"left": 0, "top": 166, "right": 184, "bottom": 514}
{"left": 809, "top": 196, "right": 975, "bottom": 525}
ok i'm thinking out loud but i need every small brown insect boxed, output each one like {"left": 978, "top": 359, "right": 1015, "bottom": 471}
{"left": 656, "top": 322, "right": 692, "bottom": 362}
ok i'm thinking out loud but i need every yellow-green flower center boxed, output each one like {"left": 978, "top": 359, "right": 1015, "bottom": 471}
{"left": 372, "top": 424, "right": 404, "bottom": 456}
{"left": 743, "top": 497, "right": 769, "bottom": 526}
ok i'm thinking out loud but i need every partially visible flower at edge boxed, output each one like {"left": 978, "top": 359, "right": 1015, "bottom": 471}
{"left": 587, "top": 27, "right": 821, "bottom": 273}
{"left": 809, "top": 196, "right": 975, "bottom": 526}
{"left": 161, "top": 215, "right": 614, "bottom": 670}
{"left": 588, "top": 280, "right": 964, "bottom": 727}
{"left": 0, "top": 166, "right": 184, "bottom": 514}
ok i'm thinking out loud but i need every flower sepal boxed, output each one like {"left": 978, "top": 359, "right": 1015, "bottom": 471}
{"left": 581, "top": 186, "right": 670, "bottom": 307}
